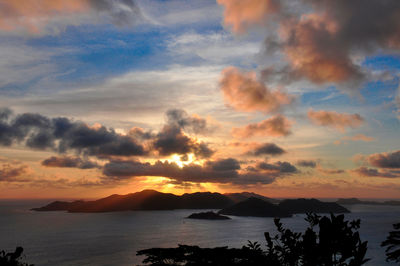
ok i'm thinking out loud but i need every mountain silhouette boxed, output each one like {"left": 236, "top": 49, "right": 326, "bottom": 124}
{"left": 32, "top": 190, "right": 239, "bottom": 212}
{"left": 218, "top": 197, "right": 292, "bottom": 217}
{"left": 32, "top": 190, "right": 350, "bottom": 215}
{"left": 279, "top": 198, "right": 350, "bottom": 213}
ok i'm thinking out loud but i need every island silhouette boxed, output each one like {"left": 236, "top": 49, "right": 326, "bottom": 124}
{"left": 32, "top": 189, "right": 350, "bottom": 216}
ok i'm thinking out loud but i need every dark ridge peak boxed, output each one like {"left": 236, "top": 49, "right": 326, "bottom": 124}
{"left": 219, "top": 197, "right": 291, "bottom": 218}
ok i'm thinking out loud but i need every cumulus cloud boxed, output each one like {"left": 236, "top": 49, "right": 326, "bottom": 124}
{"left": 41, "top": 156, "right": 99, "bottom": 169}
{"left": 217, "top": 0, "right": 280, "bottom": 33}
{"left": 247, "top": 142, "right": 286, "bottom": 156}
{"left": 153, "top": 125, "right": 214, "bottom": 158}
{"left": 219, "top": 0, "right": 400, "bottom": 91}
{"left": 232, "top": 114, "right": 292, "bottom": 138}
{"left": 0, "top": 0, "right": 142, "bottom": 34}
{"left": 367, "top": 150, "right": 400, "bottom": 169}
{"left": 0, "top": 108, "right": 146, "bottom": 157}
{"left": 297, "top": 160, "right": 317, "bottom": 168}
{"left": 307, "top": 109, "right": 364, "bottom": 132}
{"left": 165, "top": 109, "right": 210, "bottom": 134}
{"left": 280, "top": 0, "right": 400, "bottom": 84}
{"left": 352, "top": 167, "right": 400, "bottom": 178}
{"left": 0, "top": 108, "right": 215, "bottom": 160}
{"left": 219, "top": 67, "right": 293, "bottom": 114}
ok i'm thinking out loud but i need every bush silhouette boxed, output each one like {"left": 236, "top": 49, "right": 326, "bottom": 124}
{"left": 381, "top": 222, "right": 400, "bottom": 263}
{"left": 137, "top": 213, "right": 369, "bottom": 266}
{"left": 0, "top": 247, "right": 33, "bottom": 266}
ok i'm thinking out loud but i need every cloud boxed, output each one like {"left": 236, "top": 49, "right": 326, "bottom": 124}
{"left": 254, "top": 161, "right": 298, "bottom": 173}
{"left": 352, "top": 167, "right": 400, "bottom": 178}
{"left": 317, "top": 167, "right": 345, "bottom": 175}
{"left": 285, "top": 1, "right": 400, "bottom": 85}
{"left": 0, "top": 108, "right": 216, "bottom": 160}
{"left": 232, "top": 114, "right": 292, "bottom": 138}
{"left": 0, "top": 0, "right": 142, "bottom": 34}
{"left": 0, "top": 108, "right": 146, "bottom": 157}
{"left": 297, "top": 160, "right": 317, "bottom": 168}
{"left": 335, "top": 134, "right": 375, "bottom": 145}
{"left": 102, "top": 157, "right": 297, "bottom": 185}
{"left": 0, "top": 163, "right": 29, "bottom": 182}
{"left": 216, "top": 0, "right": 280, "bottom": 33}
{"left": 367, "top": 150, "right": 400, "bottom": 169}
{"left": 307, "top": 109, "right": 364, "bottom": 132}
{"left": 153, "top": 125, "right": 214, "bottom": 158}
{"left": 165, "top": 109, "right": 210, "bottom": 134}
{"left": 248, "top": 142, "right": 286, "bottom": 156}
{"left": 41, "top": 156, "right": 99, "bottom": 169}
{"left": 219, "top": 0, "right": 400, "bottom": 90}
{"left": 219, "top": 67, "right": 293, "bottom": 113}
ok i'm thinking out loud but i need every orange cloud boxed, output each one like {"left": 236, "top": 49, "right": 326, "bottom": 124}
{"left": 216, "top": 0, "right": 280, "bottom": 33}
{"left": 308, "top": 109, "right": 364, "bottom": 132}
{"left": 367, "top": 150, "right": 400, "bottom": 169}
{"left": 219, "top": 67, "right": 293, "bottom": 113}
{"left": 0, "top": 0, "right": 141, "bottom": 34}
{"left": 279, "top": 14, "right": 361, "bottom": 84}
{"left": 0, "top": 0, "right": 89, "bottom": 33}
{"left": 334, "top": 134, "right": 375, "bottom": 145}
{"left": 232, "top": 115, "right": 292, "bottom": 138}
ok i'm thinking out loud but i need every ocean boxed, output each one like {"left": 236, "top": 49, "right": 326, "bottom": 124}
{"left": 0, "top": 200, "right": 399, "bottom": 265}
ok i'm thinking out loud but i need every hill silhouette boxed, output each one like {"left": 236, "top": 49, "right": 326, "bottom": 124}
{"left": 337, "top": 198, "right": 400, "bottom": 206}
{"left": 219, "top": 197, "right": 292, "bottom": 217}
{"left": 32, "top": 190, "right": 350, "bottom": 215}
{"left": 279, "top": 198, "right": 350, "bottom": 213}
{"left": 32, "top": 190, "right": 241, "bottom": 212}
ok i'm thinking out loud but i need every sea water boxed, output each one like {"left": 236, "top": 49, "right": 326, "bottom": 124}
{"left": 0, "top": 200, "right": 399, "bottom": 266}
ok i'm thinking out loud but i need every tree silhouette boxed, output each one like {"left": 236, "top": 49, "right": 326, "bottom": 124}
{"left": 137, "top": 213, "right": 369, "bottom": 266}
{"left": 381, "top": 222, "right": 400, "bottom": 263}
{"left": 0, "top": 247, "right": 33, "bottom": 266}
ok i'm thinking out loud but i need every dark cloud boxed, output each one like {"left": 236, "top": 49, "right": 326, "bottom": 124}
{"left": 248, "top": 143, "right": 286, "bottom": 156}
{"left": 153, "top": 125, "right": 214, "bottom": 158}
{"left": 0, "top": 163, "right": 29, "bottom": 182}
{"left": 102, "top": 158, "right": 286, "bottom": 185}
{"left": 297, "top": 160, "right": 317, "bottom": 168}
{"left": 255, "top": 161, "right": 298, "bottom": 173}
{"left": 352, "top": 167, "right": 400, "bottom": 178}
{"left": 0, "top": 110, "right": 146, "bottom": 158}
{"left": 367, "top": 150, "right": 400, "bottom": 169}
{"left": 41, "top": 156, "right": 99, "bottom": 169}
{"left": 165, "top": 109, "right": 209, "bottom": 134}
{"left": 0, "top": 108, "right": 215, "bottom": 160}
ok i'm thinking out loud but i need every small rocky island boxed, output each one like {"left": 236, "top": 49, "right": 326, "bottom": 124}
{"left": 187, "top": 211, "right": 230, "bottom": 220}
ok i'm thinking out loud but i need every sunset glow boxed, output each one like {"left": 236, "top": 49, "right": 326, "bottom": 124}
{"left": 0, "top": 0, "right": 399, "bottom": 200}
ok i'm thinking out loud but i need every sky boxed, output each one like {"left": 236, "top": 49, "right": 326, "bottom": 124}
{"left": 0, "top": 0, "right": 399, "bottom": 199}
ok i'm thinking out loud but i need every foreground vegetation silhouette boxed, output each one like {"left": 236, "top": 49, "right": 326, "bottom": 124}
{"left": 381, "top": 222, "right": 400, "bottom": 263}
{"left": 0, "top": 247, "right": 33, "bottom": 266}
{"left": 137, "top": 213, "right": 369, "bottom": 266}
